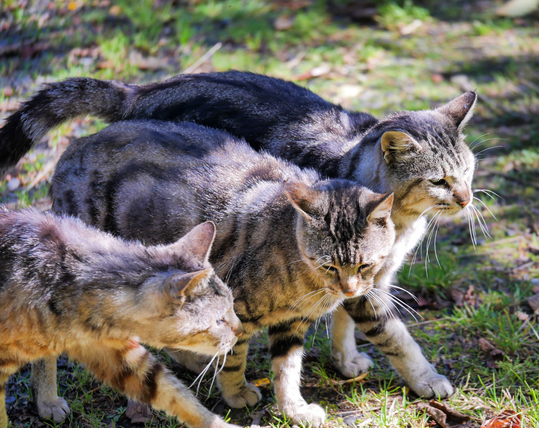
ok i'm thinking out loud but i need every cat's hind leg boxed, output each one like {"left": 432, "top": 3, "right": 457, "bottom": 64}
{"left": 269, "top": 319, "right": 326, "bottom": 428}
{"left": 31, "top": 357, "right": 70, "bottom": 423}
{"left": 70, "top": 338, "right": 238, "bottom": 428}
{"left": 330, "top": 305, "right": 373, "bottom": 378}
{"left": 217, "top": 322, "right": 261, "bottom": 408}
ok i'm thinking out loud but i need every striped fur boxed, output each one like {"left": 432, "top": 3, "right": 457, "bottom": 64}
{"left": 0, "top": 71, "right": 476, "bottom": 401}
{"left": 0, "top": 209, "right": 241, "bottom": 428}
{"left": 46, "top": 120, "right": 396, "bottom": 427}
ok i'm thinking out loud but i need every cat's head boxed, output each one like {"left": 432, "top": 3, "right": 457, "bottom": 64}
{"left": 139, "top": 222, "right": 242, "bottom": 356}
{"left": 284, "top": 179, "right": 396, "bottom": 299}
{"left": 368, "top": 92, "right": 477, "bottom": 219}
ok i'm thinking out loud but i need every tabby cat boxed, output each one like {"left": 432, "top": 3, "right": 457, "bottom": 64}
{"left": 0, "top": 72, "right": 475, "bottom": 400}
{"left": 46, "top": 119, "right": 396, "bottom": 427}
{"left": 0, "top": 208, "right": 242, "bottom": 428}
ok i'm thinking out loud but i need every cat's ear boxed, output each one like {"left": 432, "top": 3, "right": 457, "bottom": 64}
{"left": 436, "top": 91, "right": 477, "bottom": 132}
{"left": 367, "top": 193, "right": 394, "bottom": 223}
{"left": 168, "top": 221, "right": 216, "bottom": 264}
{"left": 163, "top": 269, "right": 212, "bottom": 302}
{"left": 380, "top": 131, "right": 422, "bottom": 164}
{"left": 283, "top": 179, "right": 318, "bottom": 221}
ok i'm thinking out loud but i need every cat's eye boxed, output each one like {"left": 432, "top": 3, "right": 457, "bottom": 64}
{"left": 323, "top": 265, "right": 339, "bottom": 274}
{"left": 357, "top": 263, "right": 371, "bottom": 273}
{"left": 429, "top": 178, "right": 447, "bottom": 186}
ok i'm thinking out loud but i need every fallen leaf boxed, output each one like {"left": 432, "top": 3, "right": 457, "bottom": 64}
{"left": 329, "top": 371, "right": 369, "bottom": 385}
{"left": 516, "top": 311, "right": 529, "bottom": 321}
{"left": 417, "top": 400, "right": 471, "bottom": 428}
{"left": 274, "top": 14, "right": 295, "bottom": 31}
{"left": 479, "top": 338, "right": 496, "bottom": 353}
{"left": 252, "top": 377, "right": 271, "bottom": 388}
{"left": 68, "top": 1, "right": 79, "bottom": 11}
{"left": 482, "top": 410, "right": 521, "bottom": 427}
{"left": 527, "top": 293, "right": 539, "bottom": 312}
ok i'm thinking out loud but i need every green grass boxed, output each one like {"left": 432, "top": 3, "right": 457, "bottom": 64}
{"left": 2, "top": 0, "right": 539, "bottom": 426}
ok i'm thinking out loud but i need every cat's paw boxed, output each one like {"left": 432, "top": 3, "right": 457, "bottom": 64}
{"left": 408, "top": 373, "right": 454, "bottom": 399}
{"left": 36, "top": 397, "right": 70, "bottom": 423}
{"left": 332, "top": 349, "right": 372, "bottom": 379}
{"left": 208, "top": 416, "right": 241, "bottom": 428}
{"left": 222, "top": 383, "right": 262, "bottom": 408}
{"left": 282, "top": 403, "right": 326, "bottom": 428}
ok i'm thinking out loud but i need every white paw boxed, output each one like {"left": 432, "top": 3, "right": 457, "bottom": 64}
{"left": 222, "top": 383, "right": 261, "bottom": 408}
{"left": 408, "top": 373, "right": 454, "bottom": 398}
{"left": 332, "top": 349, "right": 372, "bottom": 378}
{"left": 36, "top": 397, "right": 70, "bottom": 423}
{"left": 282, "top": 403, "right": 326, "bottom": 428}
{"left": 208, "top": 415, "right": 242, "bottom": 428}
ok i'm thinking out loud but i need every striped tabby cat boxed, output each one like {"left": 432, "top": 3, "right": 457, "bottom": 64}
{"left": 0, "top": 71, "right": 475, "bottom": 413}
{"left": 47, "top": 120, "right": 396, "bottom": 427}
{"left": 0, "top": 209, "right": 241, "bottom": 428}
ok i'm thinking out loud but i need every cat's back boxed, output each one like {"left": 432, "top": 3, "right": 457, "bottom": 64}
{"left": 51, "top": 120, "right": 320, "bottom": 242}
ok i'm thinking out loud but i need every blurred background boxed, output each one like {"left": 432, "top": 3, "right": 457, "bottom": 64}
{"left": 1, "top": 1, "right": 538, "bottom": 427}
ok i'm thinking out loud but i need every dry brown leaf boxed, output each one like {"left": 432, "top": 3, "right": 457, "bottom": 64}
{"left": 274, "top": 14, "right": 295, "bottom": 30}
{"left": 418, "top": 400, "right": 471, "bottom": 428}
{"left": 528, "top": 293, "right": 539, "bottom": 312}
{"left": 329, "top": 371, "right": 369, "bottom": 385}
{"left": 482, "top": 410, "right": 521, "bottom": 428}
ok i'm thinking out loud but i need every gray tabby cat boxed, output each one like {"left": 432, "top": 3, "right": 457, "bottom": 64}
{"left": 0, "top": 208, "right": 242, "bottom": 428}
{"left": 48, "top": 120, "right": 396, "bottom": 427}
{"left": 0, "top": 72, "right": 475, "bottom": 401}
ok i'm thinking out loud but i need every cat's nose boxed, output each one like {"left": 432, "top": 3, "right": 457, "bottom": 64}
{"left": 341, "top": 276, "right": 358, "bottom": 297}
{"left": 233, "top": 322, "right": 243, "bottom": 337}
{"left": 453, "top": 189, "right": 471, "bottom": 208}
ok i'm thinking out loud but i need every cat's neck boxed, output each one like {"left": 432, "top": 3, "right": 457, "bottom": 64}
{"left": 339, "top": 139, "right": 389, "bottom": 194}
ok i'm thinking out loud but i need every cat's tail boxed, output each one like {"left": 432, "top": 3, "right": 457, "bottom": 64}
{"left": 0, "top": 77, "right": 134, "bottom": 176}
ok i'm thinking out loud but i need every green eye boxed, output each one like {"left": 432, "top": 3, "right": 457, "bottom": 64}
{"left": 429, "top": 179, "right": 447, "bottom": 186}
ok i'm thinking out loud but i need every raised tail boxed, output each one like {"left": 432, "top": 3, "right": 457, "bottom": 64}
{"left": 0, "top": 77, "right": 135, "bottom": 176}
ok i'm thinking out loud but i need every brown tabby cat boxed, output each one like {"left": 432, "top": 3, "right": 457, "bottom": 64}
{"left": 0, "top": 208, "right": 242, "bottom": 428}
{"left": 46, "top": 119, "right": 397, "bottom": 427}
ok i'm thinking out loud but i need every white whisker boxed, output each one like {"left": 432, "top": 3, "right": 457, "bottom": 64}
{"left": 190, "top": 351, "right": 219, "bottom": 395}
{"left": 473, "top": 195, "right": 498, "bottom": 221}
{"left": 388, "top": 284, "right": 420, "bottom": 303}
{"left": 474, "top": 188, "right": 503, "bottom": 201}
{"left": 474, "top": 145, "right": 504, "bottom": 157}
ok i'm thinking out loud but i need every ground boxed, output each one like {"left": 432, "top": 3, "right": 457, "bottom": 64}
{"left": 1, "top": 0, "right": 538, "bottom": 427}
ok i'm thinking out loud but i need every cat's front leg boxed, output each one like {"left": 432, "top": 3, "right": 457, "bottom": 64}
{"left": 343, "top": 296, "right": 454, "bottom": 399}
{"left": 31, "top": 357, "right": 71, "bottom": 423}
{"left": 269, "top": 319, "right": 326, "bottom": 428}
{"left": 1, "top": 373, "right": 11, "bottom": 428}
{"left": 330, "top": 305, "right": 373, "bottom": 378}
{"left": 70, "top": 338, "right": 239, "bottom": 428}
{"left": 217, "top": 324, "right": 261, "bottom": 408}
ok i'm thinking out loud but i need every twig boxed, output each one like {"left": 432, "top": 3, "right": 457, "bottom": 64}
{"left": 182, "top": 42, "right": 222, "bottom": 74}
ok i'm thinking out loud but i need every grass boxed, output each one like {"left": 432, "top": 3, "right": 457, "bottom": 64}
{"left": 1, "top": 0, "right": 539, "bottom": 427}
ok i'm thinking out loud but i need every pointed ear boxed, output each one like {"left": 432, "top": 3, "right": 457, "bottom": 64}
{"left": 283, "top": 179, "right": 318, "bottom": 221}
{"left": 436, "top": 91, "right": 477, "bottom": 132}
{"left": 168, "top": 221, "right": 216, "bottom": 264}
{"left": 163, "top": 269, "right": 212, "bottom": 302}
{"left": 380, "top": 131, "right": 422, "bottom": 164}
{"left": 367, "top": 193, "right": 394, "bottom": 223}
